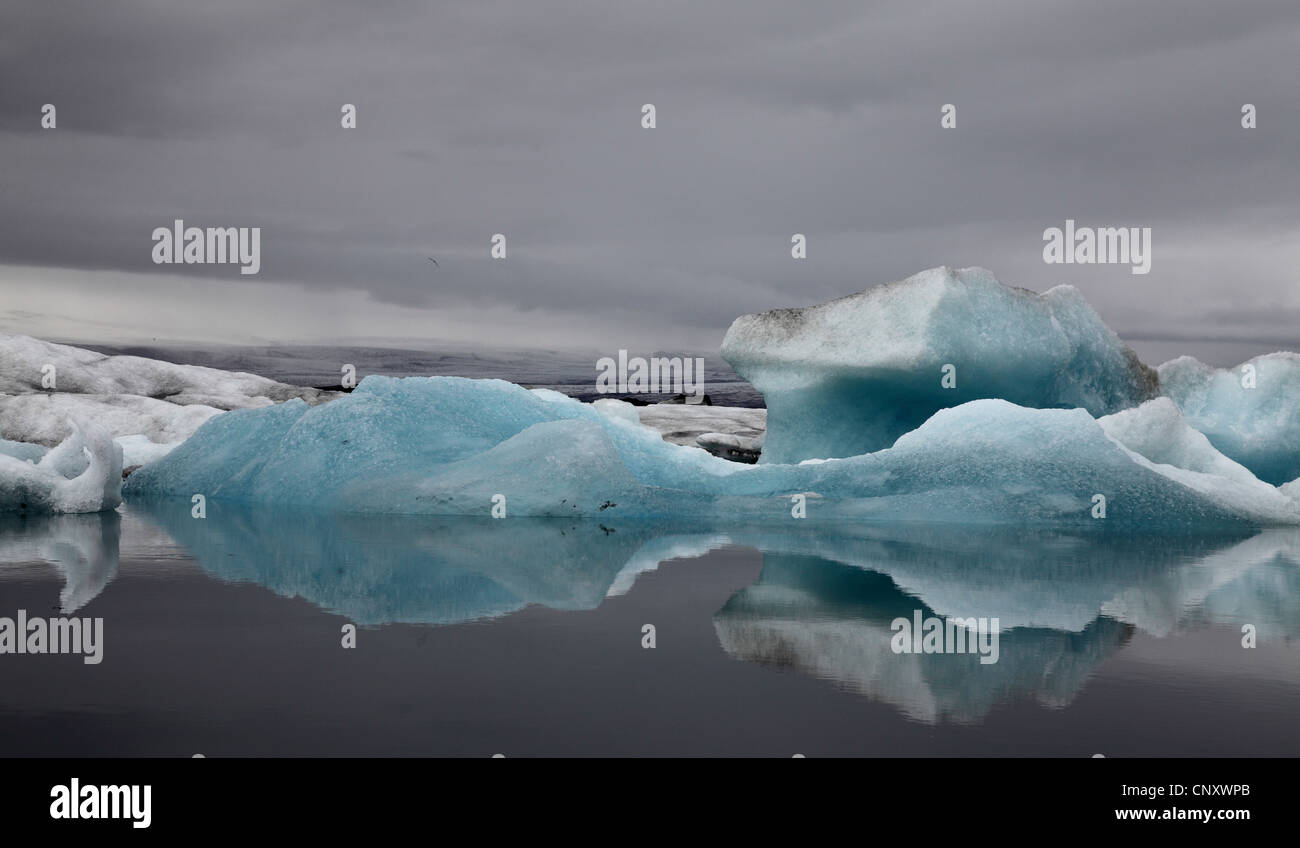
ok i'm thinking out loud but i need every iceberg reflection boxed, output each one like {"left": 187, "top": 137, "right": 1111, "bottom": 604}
{"left": 82, "top": 502, "right": 1300, "bottom": 720}
{"left": 0, "top": 511, "right": 121, "bottom": 612}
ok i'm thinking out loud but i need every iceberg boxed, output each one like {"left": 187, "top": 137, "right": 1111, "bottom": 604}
{"left": 125, "top": 375, "right": 1300, "bottom": 528}
{"left": 695, "top": 431, "right": 763, "bottom": 463}
{"left": 635, "top": 403, "right": 766, "bottom": 448}
{"left": 0, "top": 418, "right": 123, "bottom": 513}
{"left": 0, "top": 333, "right": 337, "bottom": 409}
{"left": 10, "top": 268, "right": 1294, "bottom": 530}
{"left": 1158, "top": 353, "right": 1300, "bottom": 485}
{"left": 1098, "top": 397, "right": 1263, "bottom": 487}
{"left": 0, "top": 437, "right": 46, "bottom": 464}
{"left": 590, "top": 397, "right": 642, "bottom": 426}
{"left": 0, "top": 391, "right": 223, "bottom": 448}
{"left": 0, "top": 333, "right": 340, "bottom": 460}
{"left": 2, "top": 432, "right": 178, "bottom": 472}
{"left": 719, "top": 266, "right": 1158, "bottom": 464}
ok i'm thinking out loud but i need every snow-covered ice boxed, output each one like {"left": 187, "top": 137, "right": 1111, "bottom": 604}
{"left": 0, "top": 437, "right": 45, "bottom": 464}
{"left": 636, "top": 402, "right": 766, "bottom": 447}
{"left": 0, "top": 392, "right": 224, "bottom": 447}
{"left": 694, "top": 432, "right": 762, "bottom": 462}
{"left": 0, "top": 418, "right": 123, "bottom": 513}
{"left": 590, "top": 397, "right": 642, "bottom": 425}
{"left": 0, "top": 333, "right": 337, "bottom": 408}
{"left": 720, "top": 266, "right": 1158, "bottom": 464}
{"left": 0, "top": 333, "right": 339, "bottom": 462}
{"left": 3, "top": 431, "right": 181, "bottom": 471}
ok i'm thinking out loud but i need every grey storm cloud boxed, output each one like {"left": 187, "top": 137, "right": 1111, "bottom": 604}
{"left": 0, "top": 0, "right": 1298, "bottom": 351}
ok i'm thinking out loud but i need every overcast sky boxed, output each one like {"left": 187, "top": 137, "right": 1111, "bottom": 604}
{"left": 1, "top": 0, "right": 1297, "bottom": 359}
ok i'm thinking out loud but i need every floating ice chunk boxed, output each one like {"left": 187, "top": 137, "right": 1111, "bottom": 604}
{"left": 0, "top": 334, "right": 337, "bottom": 454}
{"left": 1098, "top": 397, "right": 1266, "bottom": 488}
{"left": 1283, "top": 478, "right": 1300, "bottom": 501}
{"left": 696, "top": 432, "right": 762, "bottom": 463}
{"left": 125, "top": 376, "right": 1300, "bottom": 528}
{"left": 0, "top": 418, "right": 123, "bottom": 513}
{"left": 0, "top": 437, "right": 46, "bottom": 464}
{"left": 0, "top": 333, "right": 337, "bottom": 408}
{"left": 0, "top": 392, "right": 224, "bottom": 446}
{"left": 637, "top": 403, "right": 766, "bottom": 448}
{"left": 338, "top": 418, "right": 666, "bottom": 517}
{"left": 125, "top": 397, "right": 311, "bottom": 503}
{"left": 720, "top": 266, "right": 1158, "bottom": 463}
{"left": 1158, "top": 353, "right": 1300, "bottom": 485}
{"left": 6, "top": 432, "right": 175, "bottom": 476}
{"left": 527, "top": 388, "right": 573, "bottom": 404}
{"left": 591, "top": 398, "right": 642, "bottom": 426}
{"left": 115, "top": 434, "right": 181, "bottom": 468}
{"left": 869, "top": 399, "right": 1299, "bottom": 526}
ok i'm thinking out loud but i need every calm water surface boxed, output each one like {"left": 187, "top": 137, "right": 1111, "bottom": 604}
{"left": 1, "top": 503, "right": 1297, "bottom": 756}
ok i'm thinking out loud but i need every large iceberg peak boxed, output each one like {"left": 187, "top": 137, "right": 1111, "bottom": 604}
{"left": 720, "top": 266, "right": 1159, "bottom": 464}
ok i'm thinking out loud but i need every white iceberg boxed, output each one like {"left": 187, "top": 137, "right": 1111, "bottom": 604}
{"left": 2, "top": 432, "right": 181, "bottom": 472}
{"left": 0, "top": 418, "right": 123, "bottom": 513}
{"left": 0, "top": 437, "right": 46, "bottom": 463}
{"left": 0, "top": 333, "right": 337, "bottom": 408}
{"left": 0, "top": 392, "right": 223, "bottom": 448}
{"left": 590, "top": 397, "right": 643, "bottom": 426}
{"left": 635, "top": 403, "right": 766, "bottom": 448}
{"left": 0, "top": 333, "right": 339, "bottom": 454}
{"left": 694, "top": 431, "right": 762, "bottom": 462}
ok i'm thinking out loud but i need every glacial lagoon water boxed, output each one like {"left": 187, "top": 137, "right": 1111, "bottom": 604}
{"left": 1, "top": 503, "right": 1298, "bottom": 756}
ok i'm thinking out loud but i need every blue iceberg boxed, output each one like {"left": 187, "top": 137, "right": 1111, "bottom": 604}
{"left": 1159, "top": 353, "right": 1300, "bottom": 486}
{"left": 720, "top": 266, "right": 1159, "bottom": 464}
{"left": 124, "top": 374, "right": 1300, "bottom": 528}
{"left": 11, "top": 265, "right": 1289, "bottom": 528}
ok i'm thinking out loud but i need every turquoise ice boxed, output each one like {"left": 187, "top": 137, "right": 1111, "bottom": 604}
{"left": 1159, "top": 352, "right": 1300, "bottom": 485}
{"left": 720, "top": 266, "right": 1159, "bottom": 464}
{"left": 124, "top": 374, "right": 1300, "bottom": 528}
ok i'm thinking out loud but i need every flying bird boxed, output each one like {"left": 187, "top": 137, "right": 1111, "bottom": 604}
{"left": 427, "top": 256, "right": 439, "bottom": 268}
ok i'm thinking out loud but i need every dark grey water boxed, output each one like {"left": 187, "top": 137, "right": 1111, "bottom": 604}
{"left": 75, "top": 342, "right": 765, "bottom": 407}
{"left": 1, "top": 504, "right": 1297, "bottom": 756}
